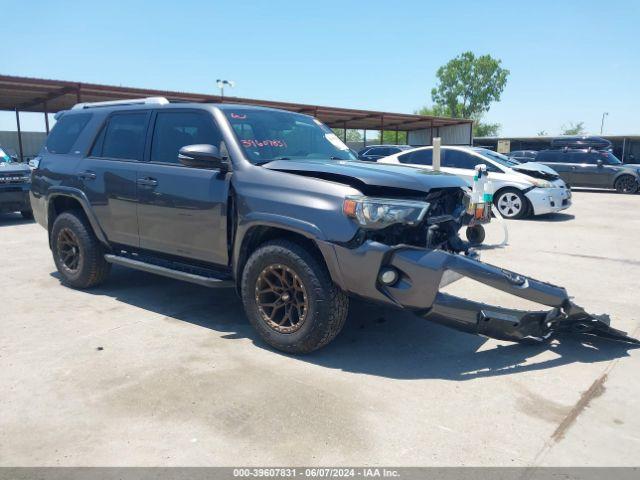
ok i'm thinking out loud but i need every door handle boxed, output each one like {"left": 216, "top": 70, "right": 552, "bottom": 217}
{"left": 78, "top": 170, "right": 96, "bottom": 180}
{"left": 137, "top": 177, "right": 158, "bottom": 187}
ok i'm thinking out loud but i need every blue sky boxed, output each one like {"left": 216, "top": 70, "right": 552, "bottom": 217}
{"left": 2, "top": 0, "right": 639, "bottom": 136}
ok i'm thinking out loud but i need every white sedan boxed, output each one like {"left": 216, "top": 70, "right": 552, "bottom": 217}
{"left": 378, "top": 146, "right": 571, "bottom": 219}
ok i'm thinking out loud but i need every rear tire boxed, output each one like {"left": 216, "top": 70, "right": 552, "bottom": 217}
{"left": 20, "top": 210, "right": 33, "bottom": 220}
{"left": 51, "top": 211, "right": 111, "bottom": 289}
{"left": 241, "top": 239, "right": 349, "bottom": 354}
{"left": 614, "top": 175, "right": 639, "bottom": 194}
{"left": 494, "top": 188, "right": 529, "bottom": 219}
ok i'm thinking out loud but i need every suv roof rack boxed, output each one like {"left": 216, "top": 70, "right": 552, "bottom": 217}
{"left": 71, "top": 97, "right": 169, "bottom": 110}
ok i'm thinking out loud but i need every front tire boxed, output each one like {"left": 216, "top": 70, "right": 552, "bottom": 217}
{"left": 241, "top": 239, "right": 349, "bottom": 354}
{"left": 51, "top": 211, "right": 111, "bottom": 289}
{"left": 614, "top": 175, "right": 639, "bottom": 194}
{"left": 494, "top": 188, "right": 529, "bottom": 219}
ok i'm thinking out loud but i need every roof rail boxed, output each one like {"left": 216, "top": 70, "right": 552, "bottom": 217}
{"left": 71, "top": 97, "right": 169, "bottom": 110}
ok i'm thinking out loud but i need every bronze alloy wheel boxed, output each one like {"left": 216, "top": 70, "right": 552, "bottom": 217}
{"left": 57, "top": 227, "right": 82, "bottom": 272}
{"left": 255, "top": 264, "right": 308, "bottom": 334}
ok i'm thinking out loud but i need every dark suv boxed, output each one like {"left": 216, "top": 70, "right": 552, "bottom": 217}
{"left": 30, "top": 98, "right": 637, "bottom": 352}
{"left": 0, "top": 147, "right": 33, "bottom": 218}
{"left": 535, "top": 149, "right": 640, "bottom": 193}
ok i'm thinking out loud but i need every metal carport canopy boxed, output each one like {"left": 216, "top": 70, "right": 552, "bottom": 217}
{"left": 0, "top": 74, "right": 471, "bottom": 131}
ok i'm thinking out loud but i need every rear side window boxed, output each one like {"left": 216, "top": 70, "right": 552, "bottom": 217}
{"left": 46, "top": 113, "right": 92, "bottom": 154}
{"left": 536, "top": 151, "right": 563, "bottom": 163}
{"left": 442, "top": 150, "right": 477, "bottom": 169}
{"left": 93, "top": 113, "right": 148, "bottom": 160}
{"left": 399, "top": 149, "right": 432, "bottom": 165}
{"left": 151, "top": 111, "right": 222, "bottom": 164}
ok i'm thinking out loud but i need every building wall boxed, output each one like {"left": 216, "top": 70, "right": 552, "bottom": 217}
{"left": 0, "top": 131, "right": 47, "bottom": 160}
{"left": 408, "top": 123, "right": 472, "bottom": 146}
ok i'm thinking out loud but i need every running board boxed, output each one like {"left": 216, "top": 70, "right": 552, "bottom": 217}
{"left": 104, "top": 254, "right": 234, "bottom": 289}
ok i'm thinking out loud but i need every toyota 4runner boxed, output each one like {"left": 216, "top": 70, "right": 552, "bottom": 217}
{"left": 30, "top": 98, "right": 637, "bottom": 352}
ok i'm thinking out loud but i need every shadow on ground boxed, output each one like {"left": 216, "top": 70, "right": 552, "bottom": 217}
{"left": 52, "top": 265, "right": 638, "bottom": 381}
{"left": 0, "top": 212, "right": 34, "bottom": 226}
{"left": 522, "top": 212, "right": 575, "bottom": 222}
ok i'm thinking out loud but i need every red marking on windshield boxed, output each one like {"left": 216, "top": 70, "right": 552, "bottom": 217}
{"left": 242, "top": 139, "right": 288, "bottom": 148}
{"left": 231, "top": 113, "right": 247, "bottom": 119}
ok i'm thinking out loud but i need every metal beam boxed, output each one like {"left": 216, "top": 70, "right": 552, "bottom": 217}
{"left": 16, "top": 86, "right": 75, "bottom": 110}
{"left": 15, "top": 109, "right": 24, "bottom": 162}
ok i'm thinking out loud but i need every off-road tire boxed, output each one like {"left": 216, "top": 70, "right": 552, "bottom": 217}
{"left": 494, "top": 188, "right": 530, "bottom": 219}
{"left": 614, "top": 175, "right": 639, "bottom": 194}
{"left": 241, "top": 239, "right": 349, "bottom": 354}
{"left": 20, "top": 210, "right": 33, "bottom": 220}
{"left": 51, "top": 211, "right": 111, "bottom": 289}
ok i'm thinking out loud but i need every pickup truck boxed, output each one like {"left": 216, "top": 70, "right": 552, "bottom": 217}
{"left": 30, "top": 98, "right": 637, "bottom": 352}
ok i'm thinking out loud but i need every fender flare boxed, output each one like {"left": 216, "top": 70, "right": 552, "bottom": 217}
{"left": 46, "top": 187, "right": 109, "bottom": 246}
{"left": 232, "top": 212, "right": 347, "bottom": 290}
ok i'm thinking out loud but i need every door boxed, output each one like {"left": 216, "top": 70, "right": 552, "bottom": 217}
{"left": 536, "top": 151, "right": 576, "bottom": 185}
{"left": 565, "top": 151, "right": 609, "bottom": 187}
{"left": 137, "top": 109, "right": 230, "bottom": 265}
{"left": 78, "top": 111, "right": 150, "bottom": 247}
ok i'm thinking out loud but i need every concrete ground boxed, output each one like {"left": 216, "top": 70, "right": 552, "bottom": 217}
{"left": 1, "top": 190, "right": 639, "bottom": 466}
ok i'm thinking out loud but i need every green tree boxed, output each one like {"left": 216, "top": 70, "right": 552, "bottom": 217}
{"left": 431, "top": 51, "right": 509, "bottom": 119}
{"left": 537, "top": 130, "right": 548, "bottom": 136}
{"left": 560, "top": 122, "right": 585, "bottom": 135}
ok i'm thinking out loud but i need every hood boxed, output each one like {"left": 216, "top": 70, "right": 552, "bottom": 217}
{"left": 511, "top": 162, "right": 560, "bottom": 181}
{"left": 0, "top": 162, "right": 30, "bottom": 174}
{"left": 263, "top": 159, "right": 467, "bottom": 195}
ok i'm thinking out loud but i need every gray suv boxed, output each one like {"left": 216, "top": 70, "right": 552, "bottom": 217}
{"left": 535, "top": 149, "right": 640, "bottom": 193}
{"left": 30, "top": 98, "right": 637, "bottom": 352}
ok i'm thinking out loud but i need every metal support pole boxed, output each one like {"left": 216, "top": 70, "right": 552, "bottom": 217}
{"left": 433, "top": 137, "right": 441, "bottom": 171}
{"left": 15, "top": 109, "right": 24, "bottom": 163}
{"left": 363, "top": 129, "right": 367, "bottom": 147}
{"left": 44, "top": 101, "right": 50, "bottom": 134}
{"left": 395, "top": 129, "right": 399, "bottom": 144}
{"left": 622, "top": 137, "right": 627, "bottom": 163}
{"left": 380, "top": 116, "right": 384, "bottom": 145}
{"left": 343, "top": 121, "right": 347, "bottom": 143}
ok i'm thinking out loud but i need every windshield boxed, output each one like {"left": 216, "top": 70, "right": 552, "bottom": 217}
{"left": 223, "top": 109, "right": 357, "bottom": 164}
{"left": 474, "top": 148, "right": 520, "bottom": 167}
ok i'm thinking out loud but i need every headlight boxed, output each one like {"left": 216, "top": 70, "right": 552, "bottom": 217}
{"left": 531, "top": 178, "right": 553, "bottom": 188}
{"left": 343, "top": 196, "right": 429, "bottom": 229}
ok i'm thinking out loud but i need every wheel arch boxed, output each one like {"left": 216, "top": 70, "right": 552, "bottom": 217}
{"left": 46, "top": 187, "right": 108, "bottom": 248}
{"left": 493, "top": 185, "right": 533, "bottom": 217}
{"left": 233, "top": 221, "right": 345, "bottom": 293}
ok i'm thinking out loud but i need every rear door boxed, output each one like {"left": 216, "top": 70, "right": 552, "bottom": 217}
{"left": 78, "top": 111, "right": 150, "bottom": 247}
{"left": 137, "top": 109, "right": 230, "bottom": 265}
{"left": 566, "top": 151, "right": 603, "bottom": 187}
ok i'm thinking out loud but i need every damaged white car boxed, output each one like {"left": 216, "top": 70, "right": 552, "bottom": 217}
{"left": 379, "top": 146, "right": 572, "bottom": 219}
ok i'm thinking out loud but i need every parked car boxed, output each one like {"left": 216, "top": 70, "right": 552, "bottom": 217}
{"left": 378, "top": 146, "right": 571, "bottom": 219}
{"left": 357, "top": 144, "right": 413, "bottom": 161}
{"left": 535, "top": 148, "right": 640, "bottom": 193}
{"left": 0, "top": 147, "right": 33, "bottom": 219}
{"left": 30, "top": 99, "right": 636, "bottom": 353}
{"left": 508, "top": 150, "right": 537, "bottom": 162}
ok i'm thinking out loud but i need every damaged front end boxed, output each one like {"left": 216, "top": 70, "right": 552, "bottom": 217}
{"left": 331, "top": 187, "right": 638, "bottom": 345}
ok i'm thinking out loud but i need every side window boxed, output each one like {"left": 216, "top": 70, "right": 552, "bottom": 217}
{"left": 567, "top": 151, "right": 593, "bottom": 164}
{"left": 45, "top": 113, "right": 92, "bottom": 154}
{"left": 442, "top": 150, "right": 477, "bottom": 169}
{"left": 151, "top": 111, "right": 222, "bottom": 164}
{"left": 95, "top": 113, "right": 148, "bottom": 160}
{"left": 399, "top": 149, "right": 432, "bottom": 165}
{"left": 537, "top": 151, "right": 561, "bottom": 163}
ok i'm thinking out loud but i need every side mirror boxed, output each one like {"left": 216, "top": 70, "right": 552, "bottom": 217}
{"left": 178, "top": 144, "right": 229, "bottom": 172}
{"left": 596, "top": 159, "right": 604, "bottom": 167}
